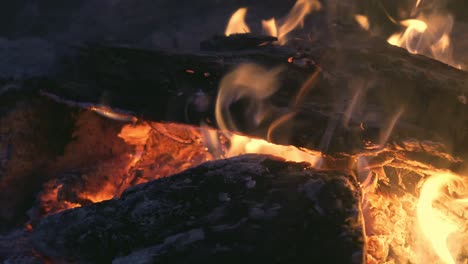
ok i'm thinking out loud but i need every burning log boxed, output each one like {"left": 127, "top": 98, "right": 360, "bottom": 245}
{"left": 6, "top": 31, "right": 465, "bottom": 169}
{"left": 20, "top": 155, "right": 364, "bottom": 264}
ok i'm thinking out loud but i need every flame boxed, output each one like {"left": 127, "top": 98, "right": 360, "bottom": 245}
{"left": 226, "top": 133, "right": 322, "bottom": 166}
{"left": 416, "top": 172, "right": 467, "bottom": 264}
{"left": 354, "top": 15, "right": 370, "bottom": 31}
{"left": 215, "top": 63, "right": 283, "bottom": 132}
{"left": 211, "top": 62, "right": 324, "bottom": 167}
{"left": 276, "top": 0, "right": 322, "bottom": 44}
{"left": 385, "top": 7, "right": 460, "bottom": 67}
{"left": 388, "top": 19, "right": 428, "bottom": 54}
{"left": 225, "top": 8, "right": 250, "bottom": 36}
{"left": 89, "top": 105, "right": 137, "bottom": 123}
{"left": 225, "top": 0, "right": 321, "bottom": 44}
{"left": 262, "top": 18, "right": 278, "bottom": 37}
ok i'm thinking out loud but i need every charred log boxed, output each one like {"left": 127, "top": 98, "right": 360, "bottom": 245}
{"left": 22, "top": 155, "right": 365, "bottom": 264}
{"left": 3, "top": 31, "right": 464, "bottom": 167}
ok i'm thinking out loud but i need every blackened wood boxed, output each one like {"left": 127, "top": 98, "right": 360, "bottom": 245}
{"left": 200, "top": 33, "right": 278, "bottom": 51}
{"left": 30, "top": 155, "right": 365, "bottom": 264}
{"left": 3, "top": 32, "right": 468, "bottom": 165}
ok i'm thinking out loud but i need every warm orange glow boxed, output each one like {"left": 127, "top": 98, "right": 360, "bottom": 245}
{"left": 39, "top": 182, "right": 81, "bottom": 214}
{"left": 225, "top": 0, "right": 321, "bottom": 44}
{"left": 416, "top": 172, "right": 467, "bottom": 264}
{"left": 262, "top": 18, "right": 278, "bottom": 37}
{"left": 225, "top": 8, "right": 250, "bottom": 36}
{"left": 80, "top": 182, "right": 117, "bottom": 203}
{"left": 384, "top": 6, "right": 460, "bottom": 68}
{"left": 387, "top": 19, "right": 428, "bottom": 54}
{"left": 118, "top": 123, "right": 151, "bottom": 146}
{"left": 226, "top": 133, "right": 322, "bottom": 166}
{"left": 89, "top": 105, "right": 137, "bottom": 123}
{"left": 277, "top": 0, "right": 321, "bottom": 44}
{"left": 212, "top": 62, "right": 327, "bottom": 168}
{"left": 354, "top": 15, "right": 370, "bottom": 31}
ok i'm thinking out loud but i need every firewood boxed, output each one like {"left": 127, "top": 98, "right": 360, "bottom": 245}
{"left": 2, "top": 31, "right": 467, "bottom": 166}
{"left": 28, "top": 155, "right": 365, "bottom": 264}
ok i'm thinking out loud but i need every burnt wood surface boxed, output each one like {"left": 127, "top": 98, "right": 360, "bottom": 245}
{"left": 2, "top": 31, "right": 468, "bottom": 165}
{"left": 2, "top": 155, "right": 365, "bottom": 264}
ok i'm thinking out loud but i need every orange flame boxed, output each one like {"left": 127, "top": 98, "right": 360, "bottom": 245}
{"left": 89, "top": 105, "right": 137, "bottom": 123}
{"left": 388, "top": 19, "right": 428, "bottom": 54}
{"left": 386, "top": 10, "right": 460, "bottom": 68}
{"left": 416, "top": 172, "right": 468, "bottom": 264}
{"left": 354, "top": 15, "right": 370, "bottom": 31}
{"left": 276, "top": 0, "right": 321, "bottom": 44}
{"left": 225, "top": 0, "right": 321, "bottom": 44}
{"left": 262, "top": 18, "right": 278, "bottom": 37}
{"left": 225, "top": 8, "right": 250, "bottom": 36}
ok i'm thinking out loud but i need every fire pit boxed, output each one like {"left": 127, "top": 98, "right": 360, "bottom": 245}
{"left": 1, "top": 0, "right": 467, "bottom": 263}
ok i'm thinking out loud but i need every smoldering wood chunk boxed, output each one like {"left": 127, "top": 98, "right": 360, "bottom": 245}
{"left": 200, "top": 33, "right": 278, "bottom": 51}
{"left": 31, "top": 155, "right": 365, "bottom": 264}
{"left": 29, "top": 31, "right": 467, "bottom": 162}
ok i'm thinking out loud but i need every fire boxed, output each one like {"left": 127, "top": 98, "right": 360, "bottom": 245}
{"left": 354, "top": 1, "right": 462, "bottom": 68}
{"left": 387, "top": 19, "right": 428, "bottom": 54}
{"left": 225, "top": 133, "right": 322, "bottom": 167}
{"left": 276, "top": 0, "right": 322, "bottom": 44}
{"left": 88, "top": 105, "right": 137, "bottom": 123}
{"left": 416, "top": 172, "right": 468, "bottom": 264}
{"left": 225, "top": 8, "right": 250, "bottom": 36}
{"left": 354, "top": 15, "right": 370, "bottom": 31}
{"left": 225, "top": 0, "right": 321, "bottom": 44}
{"left": 385, "top": 9, "right": 459, "bottom": 67}
{"left": 262, "top": 18, "right": 277, "bottom": 38}
{"left": 31, "top": 7, "right": 468, "bottom": 261}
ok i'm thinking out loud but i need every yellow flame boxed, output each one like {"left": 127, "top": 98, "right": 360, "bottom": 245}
{"left": 277, "top": 0, "right": 322, "bottom": 44}
{"left": 262, "top": 18, "right": 278, "bottom": 37}
{"left": 89, "top": 106, "right": 137, "bottom": 123}
{"left": 225, "top": 8, "right": 251, "bottom": 36}
{"left": 354, "top": 15, "right": 370, "bottom": 31}
{"left": 225, "top": 0, "right": 321, "bottom": 44}
{"left": 417, "top": 172, "right": 467, "bottom": 264}
{"left": 227, "top": 133, "right": 321, "bottom": 166}
{"left": 387, "top": 12, "right": 459, "bottom": 67}
{"left": 387, "top": 19, "right": 428, "bottom": 54}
